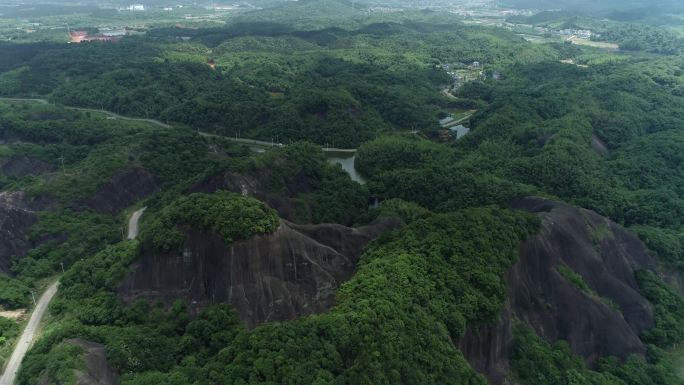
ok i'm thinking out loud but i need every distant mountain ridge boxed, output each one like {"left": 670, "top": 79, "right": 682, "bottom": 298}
{"left": 503, "top": 0, "right": 683, "bottom": 13}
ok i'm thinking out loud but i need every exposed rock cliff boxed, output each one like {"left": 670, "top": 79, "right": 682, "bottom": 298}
{"left": 83, "top": 168, "right": 157, "bottom": 214}
{"left": 1, "top": 155, "right": 55, "bottom": 178}
{"left": 68, "top": 339, "right": 119, "bottom": 385}
{"left": 460, "top": 197, "right": 657, "bottom": 384}
{"left": 37, "top": 339, "right": 119, "bottom": 385}
{"left": 0, "top": 191, "right": 38, "bottom": 274}
{"left": 188, "top": 170, "right": 318, "bottom": 222}
{"left": 119, "top": 218, "right": 400, "bottom": 327}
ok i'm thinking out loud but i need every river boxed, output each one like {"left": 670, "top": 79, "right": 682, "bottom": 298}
{"left": 325, "top": 151, "right": 365, "bottom": 184}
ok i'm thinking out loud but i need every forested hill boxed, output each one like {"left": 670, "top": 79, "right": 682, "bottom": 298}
{"left": 2, "top": 2, "right": 684, "bottom": 385}
{"left": 503, "top": 0, "right": 683, "bottom": 12}
{"left": 0, "top": 21, "right": 556, "bottom": 147}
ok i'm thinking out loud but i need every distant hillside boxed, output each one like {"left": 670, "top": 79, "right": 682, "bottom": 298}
{"left": 234, "top": 0, "right": 367, "bottom": 27}
{"left": 503, "top": 0, "right": 683, "bottom": 13}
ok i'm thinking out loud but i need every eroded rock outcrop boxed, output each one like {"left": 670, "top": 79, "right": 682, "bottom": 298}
{"left": 1, "top": 155, "right": 55, "bottom": 178}
{"left": 188, "top": 170, "right": 316, "bottom": 222}
{"left": 60, "top": 339, "right": 119, "bottom": 385}
{"left": 0, "top": 191, "right": 38, "bottom": 274}
{"left": 83, "top": 168, "right": 157, "bottom": 214}
{"left": 460, "top": 197, "right": 657, "bottom": 384}
{"left": 119, "top": 218, "right": 400, "bottom": 327}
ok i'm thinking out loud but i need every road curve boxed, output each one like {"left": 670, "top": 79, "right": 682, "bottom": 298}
{"left": 127, "top": 207, "right": 146, "bottom": 240}
{"left": 0, "top": 97, "right": 357, "bottom": 152}
{"left": 198, "top": 131, "right": 358, "bottom": 153}
{"left": 0, "top": 281, "right": 59, "bottom": 385}
{"left": 0, "top": 205, "right": 145, "bottom": 384}
{"left": 0, "top": 98, "right": 170, "bottom": 129}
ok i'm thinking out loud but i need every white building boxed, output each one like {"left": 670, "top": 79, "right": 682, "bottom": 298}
{"left": 99, "top": 28, "right": 127, "bottom": 37}
{"left": 439, "top": 117, "right": 456, "bottom": 127}
{"left": 128, "top": 4, "right": 145, "bottom": 11}
{"left": 449, "top": 125, "right": 470, "bottom": 139}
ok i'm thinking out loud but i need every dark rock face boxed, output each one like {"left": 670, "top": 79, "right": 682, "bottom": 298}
{"left": 1, "top": 155, "right": 55, "bottom": 177}
{"left": 188, "top": 170, "right": 316, "bottom": 222}
{"left": 66, "top": 339, "right": 119, "bottom": 385}
{"left": 83, "top": 168, "right": 157, "bottom": 214}
{"left": 0, "top": 191, "right": 38, "bottom": 274}
{"left": 119, "top": 218, "right": 400, "bottom": 327}
{"left": 460, "top": 197, "right": 656, "bottom": 384}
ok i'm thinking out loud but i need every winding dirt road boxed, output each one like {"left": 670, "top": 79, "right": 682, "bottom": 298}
{"left": 0, "top": 281, "right": 59, "bottom": 385}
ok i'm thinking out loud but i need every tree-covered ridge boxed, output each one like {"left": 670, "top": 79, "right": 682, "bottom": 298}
{"left": 141, "top": 191, "right": 280, "bottom": 252}
{"left": 17, "top": 206, "right": 539, "bottom": 385}
{"left": 511, "top": 322, "right": 682, "bottom": 385}
{"left": 344, "top": 40, "right": 684, "bottom": 383}
{"left": 356, "top": 135, "right": 536, "bottom": 212}
{"left": 3, "top": 1, "right": 684, "bottom": 383}
{"left": 0, "top": 101, "right": 216, "bottom": 202}
{"left": 0, "top": 98, "right": 373, "bottom": 308}
{"left": 448, "top": 58, "right": 684, "bottom": 242}
{"left": 0, "top": 20, "right": 559, "bottom": 147}
{"left": 506, "top": 11, "right": 684, "bottom": 55}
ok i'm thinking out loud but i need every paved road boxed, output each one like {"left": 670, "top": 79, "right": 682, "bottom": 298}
{"left": 198, "top": 131, "right": 357, "bottom": 153}
{"left": 127, "top": 207, "right": 146, "bottom": 240}
{"left": 0, "top": 97, "right": 170, "bottom": 128}
{"left": 0, "top": 97, "right": 357, "bottom": 152}
{"left": 0, "top": 206, "right": 145, "bottom": 384}
{"left": 0, "top": 98, "right": 49, "bottom": 105}
{"left": 0, "top": 281, "right": 59, "bottom": 385}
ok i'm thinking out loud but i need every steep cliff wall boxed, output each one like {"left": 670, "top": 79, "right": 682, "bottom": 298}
{"left": 119, "top": 218, "right": 399, "bottom": 327}
{"left": 187, "top": 170, "right": 313, "bottom": 222}
{"left": 83, "top": 168, "right": 157, "bottom": 214}
{"left": 1, "top": 155, "right": 55, "bottom": 178}
{"left": 69, "top": 339, "right": 119, "bottom": 385}
{"left": 0, "top": 191, "right": 38, "bottom": 274}
{"left": 461, "top": 197, "right": 657, "bottom": 384}
{"left": 37, "top": 339, "right": 119, "bottom": 385}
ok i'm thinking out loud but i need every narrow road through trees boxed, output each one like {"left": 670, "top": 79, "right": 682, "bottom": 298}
{"left": 0, "top": 208, "right": 146, "bottom": 384}
{"left": 0, "top": 97, "right": 170, "bottom": 128}
{"left": 0, "top": 281, "right": 59, "bottom": 385}
{"left": 0, "top": 97, "right": 360, "bottom": 152}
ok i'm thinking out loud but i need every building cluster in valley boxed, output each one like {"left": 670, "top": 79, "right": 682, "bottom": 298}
{"left": 69, "top": 27, "right": 133, "bottom": 43}
{"left": 523, "top": 25, "right": 597, "bottom": 40}
{"left": 126, "top": 4, "right": 146, "bottom": 11}
{"left": 438, "top": 61, "right": 501, "bottom": 91}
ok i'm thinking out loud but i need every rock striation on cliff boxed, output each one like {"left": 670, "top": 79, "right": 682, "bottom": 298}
{"left": 0, "top": 191, "right": 38, "bottom": 274}
{"left": 1, "top": 155, "right": 55, "bottom": 178}
{"left": 37, "top": 339, "right": 120, "bottom": 385}
{"left": 83, "top": 168, "right": 157, "bottom": 214}
{"left": 461, "top": 197, "right": 657, "bottom": 384}
{"left": 119, "top": 218, "right": 400, "bottom": 327}
{"left": 188, "top": 169, "right": 326, "bottom": 222}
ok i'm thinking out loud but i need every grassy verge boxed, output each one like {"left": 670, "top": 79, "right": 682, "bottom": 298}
{"left": 0, "top": 317, "right": 27, "bottom": 371}
{"left": 668, "top": 344, "right": 684, "bottom": 380}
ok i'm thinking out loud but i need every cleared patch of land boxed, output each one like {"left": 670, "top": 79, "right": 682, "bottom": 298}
{"left": 0, "top": 309, "right": 26, "bottom": 322}
{"left": 567, "top": 37, "right": 619, "bottom": 50}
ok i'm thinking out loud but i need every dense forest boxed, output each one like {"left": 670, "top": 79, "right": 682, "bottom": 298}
{"left": 1, "top": 1, "right": 684, "bottom": 385}
{"left": 0, "top": 20, "right": 557, "bottom": 147}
